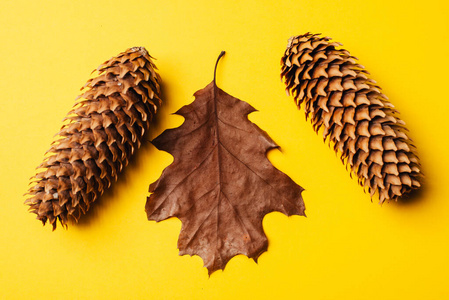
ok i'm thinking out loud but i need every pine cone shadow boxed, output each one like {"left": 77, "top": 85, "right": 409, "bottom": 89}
{"left": 394, "top": 157, "right": 427, "bottom": 206}
{"left": 74, "top": 81, "right": 171, "bottom": 228}
{"left": 396, "top": 176, "right": 427, "bottom": 206}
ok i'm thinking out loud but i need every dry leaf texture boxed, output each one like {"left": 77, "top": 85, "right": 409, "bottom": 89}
{"left": 281, "top": 33, "right": 422, "bottom": 202}
{"left": 26, "top": 47, "right": 161, "bottom": 229}
{"left": 146, "top": 52, "right": 305, "bottom": 275}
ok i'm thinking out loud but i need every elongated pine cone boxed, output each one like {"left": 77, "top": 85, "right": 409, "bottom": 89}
{"left": 281, "top": 33, "right": 422, "bottom": 203}
{"left": 25, "top": 47, "right": 162, "bottom": 229}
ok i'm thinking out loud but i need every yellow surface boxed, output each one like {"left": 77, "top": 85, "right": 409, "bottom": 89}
{"left": 1, "top": 0, "right": 448, "bottom": 299}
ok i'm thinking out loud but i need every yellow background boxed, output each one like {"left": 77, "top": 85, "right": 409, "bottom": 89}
{"left": 1, "top": 0, "right": 448, "bottom": 299}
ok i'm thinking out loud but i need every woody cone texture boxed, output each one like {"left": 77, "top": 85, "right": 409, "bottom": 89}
{"left": 281, "top": 33, "right": 421, "bottom": 203}
{"left": 25, "top": 47, "right": 162, "bottom": 229}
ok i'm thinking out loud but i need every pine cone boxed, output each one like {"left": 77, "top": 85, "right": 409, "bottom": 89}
{"left": 281, "top": 33, "right": 421, "bottom": 203}
{"left": 25, "top": 47, "right": 162, "bottom": 229}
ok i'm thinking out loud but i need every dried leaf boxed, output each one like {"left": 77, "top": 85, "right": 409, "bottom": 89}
{"left": 146, "top": 52, "right": 305, "bottom": 275}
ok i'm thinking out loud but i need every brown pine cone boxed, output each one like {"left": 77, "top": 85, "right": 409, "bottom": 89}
{"left": 25, "top": 47, "right": 162, "bottom": 229}
{"left": 281, "top": 33, "right": 421, "bottom": 203}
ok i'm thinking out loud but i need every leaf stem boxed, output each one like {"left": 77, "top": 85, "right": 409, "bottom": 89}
{"left": 214, "top": 51, "right": 226, "bottom": 84}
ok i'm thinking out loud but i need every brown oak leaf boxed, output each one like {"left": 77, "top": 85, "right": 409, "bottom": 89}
{"left": 146, "top": 52, "right": 305, "bottom": 275}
